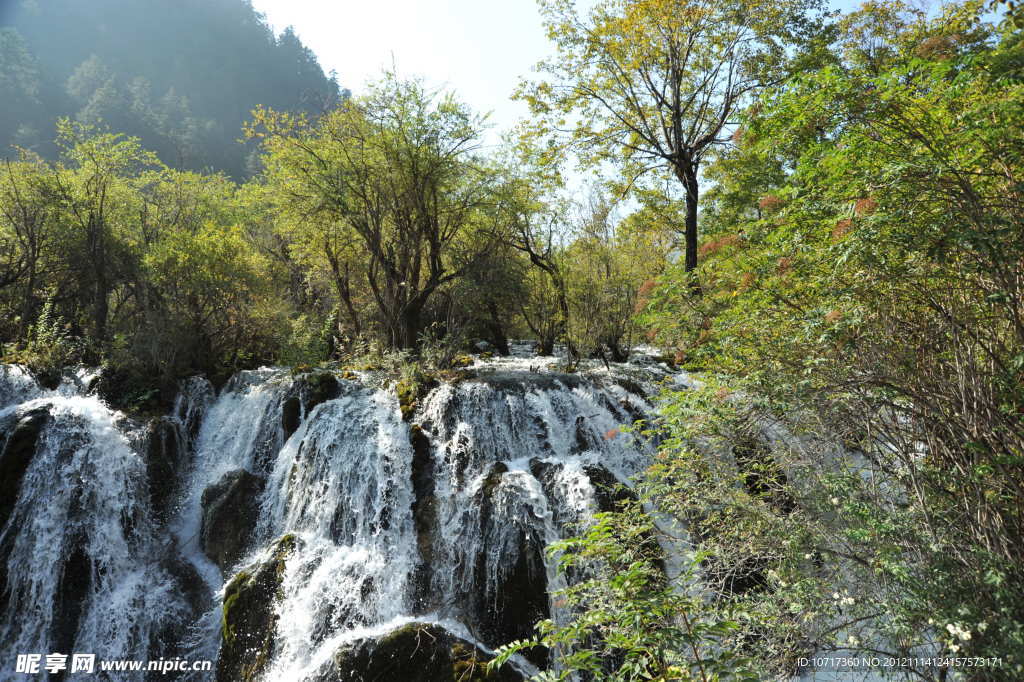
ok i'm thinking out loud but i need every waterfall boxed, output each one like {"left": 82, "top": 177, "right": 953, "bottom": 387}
{"left": 0, "top": 369, "right": 189, "bottom": 677}
{"left": 0, "top": 353, "right": 676, "bottom": 681}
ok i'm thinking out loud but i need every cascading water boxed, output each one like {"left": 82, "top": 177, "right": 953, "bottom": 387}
{"left": 0, "top": 367, "right": 193, "bottom": 679}
{"left": 0, "top": 349, "right": 679, "bottom": 681}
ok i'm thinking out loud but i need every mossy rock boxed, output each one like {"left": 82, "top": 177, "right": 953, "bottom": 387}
{"left": 436, "top": 368, "right": 475, "bottom": 384}
{"left": 395, "top": 375, "right": 438, "bottom": 422}
{"left": 304, "top": 371, "right": 340, "bottom": 406}
{"left": 93, "top": 364, "right": 174, "bottom": 418}
{"left": 313, "top": 622, "right": 524, "bottom": 682}
{"left": 450, "top": 354, "right": 474, "bottom": 369}
{"left": 218, "top": 534, "right": 298, "bottom": 682}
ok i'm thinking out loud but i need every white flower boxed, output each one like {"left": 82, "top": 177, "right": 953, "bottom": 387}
{"left": 946, "top": 624, "right": 957, "bottom": 635}
{"left": 804, "top": 553, "right": 813, "bottom": 560}
{"left": 847, "top": 635, "right": 860, "bottom": 647}
{"left": 833, "top": 592, "right": 841, "bottom": 600}
{"left": 830, "top": 496, "right": 840, "bottom": 506}
{"left": 978, "top": 622, "right": 988, "bottom": 632}
{"left": 950, "top": 644, "right": 960, "bottom": 653}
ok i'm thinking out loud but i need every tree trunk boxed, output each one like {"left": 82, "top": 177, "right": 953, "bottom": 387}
{"left": 485, "top": 302, "right": 510, "bottom": 355}
{"left": 682, "top": 170, "right": 699, "bottom": 273}
{"left": 397, "top": 304, "right": 422, "bottom": 350}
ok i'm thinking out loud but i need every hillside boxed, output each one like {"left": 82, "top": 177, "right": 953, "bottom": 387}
{"left": 0, "top": 0, "right": 342, "bottom": 177}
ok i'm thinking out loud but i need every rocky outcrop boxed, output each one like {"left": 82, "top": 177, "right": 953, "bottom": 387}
{"left": 0, "top": 406, "right": 49, "bottom": 531}
{"left": 201, "top": 469, "right": 264, "bottom": 573}
{"left": 313, "top": 622, "right": 524, "bottom": 682}
{"left": 145, "top": 417, "right": 186, "bottom": 521}
{"left": 409, "top": 423, "right": 438, "bottom": 611}
{"left": 584, "top": 464, "right": 635, "bottom": 513}
{"left": 218, "top": 534, "right": 297, "bottom": 682}
{"left": 282, "top": 371, "right": 341, "bottom": 440}
{"left": 469, "top": 464, "right": 550, "bottom": 668}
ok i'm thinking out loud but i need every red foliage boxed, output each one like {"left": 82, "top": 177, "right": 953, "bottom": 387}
{"left": 854, "top": 197, "right": 877, "bottom": 217}
{"left": 832, "top": 218, "right": 854, "bottom": 240}
{"left": 758, "top": 195, "right": 784, "bottom": 214}
{"left": 698, "top": 233, "right": 743, "bottom": 258}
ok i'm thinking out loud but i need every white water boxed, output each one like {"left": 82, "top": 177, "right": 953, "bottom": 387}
{"left": 0, "top": 371, "right": 185, "bottom": 677}
{"left": 0, "top": 354, "right": 670, "bottom": 681}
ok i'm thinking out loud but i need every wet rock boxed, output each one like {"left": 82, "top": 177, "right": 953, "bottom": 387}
{"left": 409, "top": 423, "right": 438, "bottom": 611}
{"left": 283, "top": 371, "right": 341, "bottom": 440}
{"left": 469, "top": 465, "right": 550, "bottom": 668}
{"left": 201, "top": 469, "right": 264, "bottom": 573}
{"left": 313, "top": 622, "right": 524, "bottom": 682}
{"left": 51, "top": 541, "right": 91, "bottom": 658}
{"left": 0, "top": 406, "right": 50, "bottom": 531}
{"left": 583, "top": 465, "right": 635, "bottom": 513}
{"left": 281, "top": 396, "right": 302, "bottom": 441}
{"left": 145, "top": 417, "right": 185, "bottom": 521}
{"left": 218, "top": 534, "right": 298, "bottom": 682}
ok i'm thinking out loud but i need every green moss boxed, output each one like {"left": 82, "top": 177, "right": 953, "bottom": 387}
{"left": 395, "top": 373, "right": 438, "bottom": 421}
{"left": 304, "top": 371, "right": 338, "bottom": 404}
{"left": 450, "top": 354, "right": 474, "bottom": 368}
{"left": 396, "top": 378, "right": 419, "bottom": 421}
{"left": 217, "top": 535, "right": 298, "bottom": 682}
{"left": 220, "top": 570, "right": 251, "bottom": 645}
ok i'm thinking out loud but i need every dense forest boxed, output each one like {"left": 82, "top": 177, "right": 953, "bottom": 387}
{"left": 1, "top": 0, "right": 1023, "bottom": 679}
{"left": 0, "top": 0, "right": 341, "bottom": 177}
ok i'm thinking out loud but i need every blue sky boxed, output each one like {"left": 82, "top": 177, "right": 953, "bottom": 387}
{"left": 249, "top": 0, "right": 581, "bottom": 148}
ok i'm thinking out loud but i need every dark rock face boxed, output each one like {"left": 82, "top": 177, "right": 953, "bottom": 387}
{"left": 51, "top": 542, "right": 91, "bottom": 659}
{"left": 469, "top": 465, "right": 550, "bottom": 668}
{"left": 145, "top": 417, "right": 185, "bottom": 521}
{"left": 201, "top": 469, "right": 265, "bottom": 573}
{"left": 313, "top": 622, "right": 525, "bottom": 682}
{"left": 584, "top": 465, "right": 635, "bottom": 513}
{"left": 283, "top": 371, "right": 341, "bottom": 440}
{"left": 218, "top": 535, "right": 297, "bottom": 682}
{"left": 0, "top": 407, "right": 52, "bottom": 621}
{"left": 409, "top": 424, "right": 438, "bottom": 611}
{"left": 0, "top": 406, "right": 50, "bottom": 532}
{"left": 281, "top": 396, "right": 302, "bottom": 441}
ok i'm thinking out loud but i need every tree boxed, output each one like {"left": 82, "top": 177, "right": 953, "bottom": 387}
{"left": 50, "top": 121, "right": 159, "bottom": 354}
{"left": 0, "top": 153, "right": 58, "bottom": 338}
{"left": 251, "top": 74, "right": 504, "bottom": 349}
{"left": 639, "top": 2, "right": 1024, "bottom": 674}
{"left": 518, "top": 0, "right": 824, "bottom": 276}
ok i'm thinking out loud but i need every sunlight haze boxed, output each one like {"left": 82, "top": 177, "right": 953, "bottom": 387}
{"left": 250, "top": 0, "right": 556, "bottom": 145}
